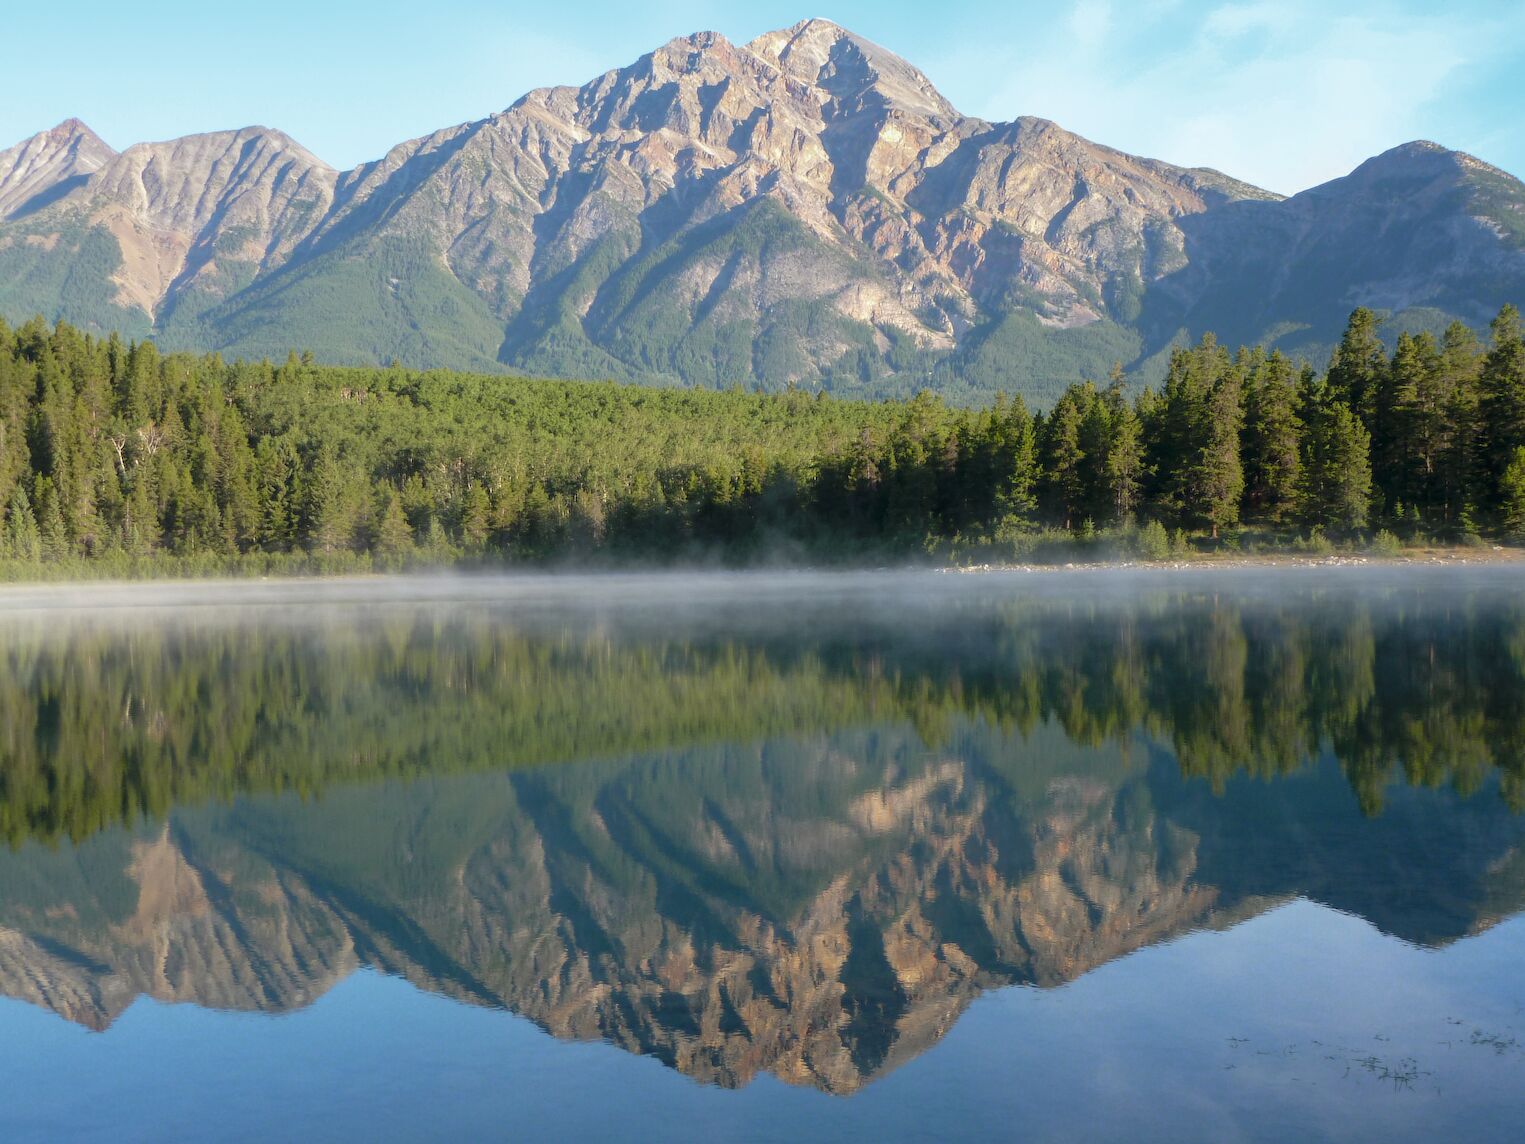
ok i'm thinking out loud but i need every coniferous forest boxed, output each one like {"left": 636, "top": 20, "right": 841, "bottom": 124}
{"left": 1, "top": 305, "right": 1524, "bottom": 575}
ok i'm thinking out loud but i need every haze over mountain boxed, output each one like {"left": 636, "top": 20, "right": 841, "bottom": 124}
{"left": 1, "top": 18, "right": 1522, "bottom": 403}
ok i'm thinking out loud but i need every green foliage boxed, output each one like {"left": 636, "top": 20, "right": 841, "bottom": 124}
{"left": 3, "top": 581, "right": 1525, "bottom": 849}
{"left": 168, "top": 235, "right": 507, "bottom": 372}
{"left": 3, "top": 306, "right": 1525, "bottom": 574}
{"left": 1133, "top": 518, "right": 1171, "bottom": 560}
{"left": 0, "top": 221, "right": 152, "bottom": 339}
{"left": 932, "top": 309, "right": 1143, "bottom": 409}
{"left": 1300, "top": 396, "right": 1373, "bottom": 533}
{"left": 1500, "top": 446, "right": 1525, "bottom": 538}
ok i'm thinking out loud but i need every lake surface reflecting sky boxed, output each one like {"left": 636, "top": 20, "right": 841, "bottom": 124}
{"left": 0, "top": 569, "right": 1522, "bottom": 1142}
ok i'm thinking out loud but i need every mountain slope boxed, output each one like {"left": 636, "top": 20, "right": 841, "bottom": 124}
{"left": 1145, "top": 141, "right": 1525, "bottom": 362}
{"left": 1, "top": 19, "right": 1523, "bottom": 403}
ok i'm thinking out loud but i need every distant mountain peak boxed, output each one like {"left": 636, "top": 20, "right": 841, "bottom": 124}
{"left": 748, "top": 18, "right": 960, "bottom": 122}
{"left": 0, "top": 117, "right": 116, "bottom": 219}
{"left": 111, "top": 124, "right": 333, "bottom": 171}
{"left": 47, "top": 117, "right": 106, "bottom": 144}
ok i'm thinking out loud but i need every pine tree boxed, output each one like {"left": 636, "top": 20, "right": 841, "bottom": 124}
{"left": 1326, "top": 308, "right": 1386, "bottom": 427}
{"left": 32, "top": 476, "right": 68, "bottom": 560}
{"left": 255, "top": 437, "right": 300, "bottom": 552}
{"left": 1241, "top": 351, "right": 1301, "bottom": 525}
{"left": 217, "top": 406, "right": 260, "bottom": 551}
{"left": 1040, "top": 393, "right": 1086, "bottom": 529}
{"left": 1481, "top": 305, "right": 1525, "bottom": 517}
{"left": 1105, "top": 394, "right": 1145, "bottom": 524}
{"left": 1194, "top": 369, "right": 1244, "bottom": 538}
{"left": 1300, "top": 397, "right": 1372, "bottom": 533}
{"left": 305, "top": 446, "right": 358, "bottom": 555}
{"left": 3, "top": 483, "right": 41, "bottom": 561}
{"left": 1381, "top": 332, "right": 1432, "bottom": 515}
{"left": 1438, "top": 322, "right": 1485, "bottom": 527}
{"left": 1500, "top": 447, "right": 1525, "bottom": 538}
{"left": 997, "top": 397, "right": 1038, "bottom": 525}
{"left": 459, "top": 481, "right": 492, "bottom": 552}
{"left": 1385, "top": 330, "right": 1449, "bottom": 525}
{"left": 373, "top": 489, "right": 414, "bottom": 565}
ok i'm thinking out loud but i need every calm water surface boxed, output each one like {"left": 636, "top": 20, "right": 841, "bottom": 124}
{"left": 0, "top": 568, "right": 1522, "bottom": 1142}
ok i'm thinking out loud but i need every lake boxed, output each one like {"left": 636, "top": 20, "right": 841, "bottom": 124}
{"left": 0, "top": 568, "right": 1522, "bottom": 1142}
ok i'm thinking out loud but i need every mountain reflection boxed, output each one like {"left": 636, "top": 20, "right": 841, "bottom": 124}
{"left": 0, "top": 572, "right": 1523, "bottom": 1092}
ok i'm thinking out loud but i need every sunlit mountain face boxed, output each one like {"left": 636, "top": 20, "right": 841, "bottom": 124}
{"left": 0, "top": 569, "right": 1522, "bottom": 1110}
{"left": 3, "top": 21, "right": 1522, "bottom": 403}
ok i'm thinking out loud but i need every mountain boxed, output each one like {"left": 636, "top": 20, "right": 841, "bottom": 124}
{"left": 1143, "top": 141, "right": 1525, "bottom": 361}
{"left": 0, "top": 118, "right": 114, "bottom": 218}
{"left": 2, "top": 18, "right": 1523, "bottom": 404}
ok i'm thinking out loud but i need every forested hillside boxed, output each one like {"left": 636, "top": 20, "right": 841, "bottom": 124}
{"left": 2, "top": 305, "right": 1524, "bottom": 574}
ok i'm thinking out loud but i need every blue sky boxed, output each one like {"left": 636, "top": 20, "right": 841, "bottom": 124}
{"left": 4, "top": 1, "right": 1522, "bottom": 194}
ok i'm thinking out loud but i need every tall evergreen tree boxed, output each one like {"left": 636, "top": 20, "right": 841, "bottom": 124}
{"left": 3, "top": 483, "right": 41, "bottom": 561}
{"left": 1040, "top": 392, "right": 1086, "bottom": 529}
{"left": 1326, "top": 308, "right": 1387, "bottom": 428}
{"left": 1242, "top": 350, "right": 1301, "bottom": 525}
{"left": 1481, "top": 305, "right": 1525, "bottom": 517}
{"left": 1193, "top": 367, "right": 1244, "bottom": 538}
{"left": 1300, "top": 394, "right": 1372, "bottom": 533}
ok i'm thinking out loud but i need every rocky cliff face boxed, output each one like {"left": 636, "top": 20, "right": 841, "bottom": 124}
{"left": 0, "top": 119, "right": 115, "bottom": 218}
{"left": 83, "top": 128, "right": 337, "bottom": 321}
{"left": 1144, "top": 141, "right": 1525, "bottom": 350}
{"left": 1, "top": 19, "right": 1522, "bottom": 401}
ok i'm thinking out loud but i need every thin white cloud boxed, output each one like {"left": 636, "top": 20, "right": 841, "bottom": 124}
{"left": 1068, "top": 0, "right": 1116, "bottom": 49}
{"left": 931, "top": 0, "right": 1503, "bottom": 194}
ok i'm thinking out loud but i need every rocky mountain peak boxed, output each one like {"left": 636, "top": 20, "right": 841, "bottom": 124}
{"left": 0, "top": 117, "right": 116, "bottom": 219}
{"left": 47, "top": 117, "right": 108, "bottom": 147}
{"left": 748, "top": 18, "right": 961, "bottom": 124}
{"left": 1332, "top": 139, "right": 1473, "bottom": 187}
{"left": 77, "top": 126, "right": 340, "bottom": 317}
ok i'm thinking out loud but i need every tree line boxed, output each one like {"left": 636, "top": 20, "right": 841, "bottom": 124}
{"left": 2, "top": 306, "right": 1524, "bottom": 569}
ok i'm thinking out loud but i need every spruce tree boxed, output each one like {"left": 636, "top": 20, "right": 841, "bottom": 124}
{"left": 1301, "top": 398, "right": 1372, "bottom": 533}
{"left": 1040, "top": 393, "right": 1086, "bottom": 529}
{"left": 1500, "top": 447, "right": 1525, "bottom": 538}
{"left": 1242, "top": 351, "right": 1301, "bottom": 525}
{"left": 997, "top": 396, "right": 1038, "bottom": 524}
{"left": 1194, "top": 370, "right": 1244, "bottom": 538}
{"left": 3, "top": 483, "right": 41, "bottom": 561}
{"left": 373, "top": 489, "right": 414, "bottom": 565}
{"left": 1104, "top": 392, "right": 1144, "bottom": 524}
{"left": 1481, "top": 305, "right": 1525, "bottom": 516}
{"left": 1326, "top": 308, "right": 1387, "bottom": 427}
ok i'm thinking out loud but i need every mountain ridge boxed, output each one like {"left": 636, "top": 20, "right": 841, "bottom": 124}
{"left": 2, "top": 18, "right": 1522, "bottom": 404}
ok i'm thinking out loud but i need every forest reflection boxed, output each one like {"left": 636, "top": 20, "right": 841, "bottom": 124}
{"left": 1, "top": 571, "right": 1522, "bottom": 849}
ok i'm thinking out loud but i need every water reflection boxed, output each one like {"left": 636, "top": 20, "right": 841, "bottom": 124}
{"left": 0, "top": 570, "right": 1522, "bottom": 1095}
